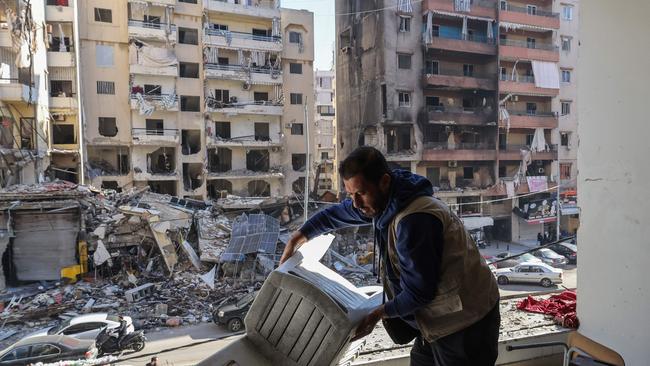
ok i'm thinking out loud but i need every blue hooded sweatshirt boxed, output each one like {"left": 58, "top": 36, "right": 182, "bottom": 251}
{"left": 299, "top": 169, "right": 444, "bottom": 328}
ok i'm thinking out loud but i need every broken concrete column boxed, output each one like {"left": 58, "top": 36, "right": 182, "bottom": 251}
{"left": 125, "top": 283, "right": 155, "bottom": 303}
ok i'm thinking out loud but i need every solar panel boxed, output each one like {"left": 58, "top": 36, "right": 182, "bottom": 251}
{"left": 222, "top": 213, "right": 280, "bottom": 261}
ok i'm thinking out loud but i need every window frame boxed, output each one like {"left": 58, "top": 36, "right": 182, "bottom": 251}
{"left": 399, "top": 16, "right": 411, "bottom": 32}
{"left": 290, "top": 123, "right": 304, "bottom": 135}
{"left": 562, "top": 5, "right": 573, "bottom": 20}
{"left": 290, "top": 93, "right": 303, "bottom": 105}
{"left": 561, "top": 69, "right": 571, "bottom": 83}
{"left": 289, "top": 62, "right": 303, "bottom": 74}
{"left": 398, "top": 91, "right": 411, "bottom": 107}
{"left": 397, "top": 53, "right": 412, "bottom": 70}
{"left": 289, "top": 31, "right": 302, "bottom": 44}
{"left": 94, "top": 8, "right": 112, "bottom": 23}
{"left": 561, "top": 101, "right": 571, "bottom": 116}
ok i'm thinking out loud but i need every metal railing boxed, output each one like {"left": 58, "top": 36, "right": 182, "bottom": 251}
{"left": 502, "top": 4, "right": 559, "bottom": 18}
{"left": 507, "top": 110, "right": 557, "bottom": 117}
{"left": 132, "top": 128, "right": 179, "bottom": 137}
{"left": 499, "top": 39, "right": 558, "bottom": 51}
{"left": 130, "top": 93, "right": 178, "bottom": 102}
{"left": 47, "top": 45, "right": 74, "bottom": 52}
{"left": 501, "top": 74, "right": 535, "bottom": 83}
{"left": 128, "top": 20, "right": 177, "bottom": 31}
{"left": 205, "top": 97, "right": 282, "bottom": 109}
{"left": 204, "top": 63, "right": 282, "bottom": 75}
{"left": 434, "top": 32, "right": 495, "bottom": 44}
{"left": 204, "top": 28, "right": 281, "bottom": 43}
{"left": 504, "top": 144, "right": 558, "bottom": 152}
{"left": 207, "top": 0, "right": 278, "bottom": 9}
{"left": 424, "top": 67, "right": 492, "bottom": 79}
{"left": 427, "top": 105, "right": 492, "bottom": 114}
{"left": 424, "top": 142, "right": 496, "bottom": 149}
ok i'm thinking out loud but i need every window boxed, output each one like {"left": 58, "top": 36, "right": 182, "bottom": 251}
{"left": 214, "top": 121, "right": 231, "bottom": 139}
{"left": 500, "top": 1, "right": 507, "bottom": 10}
{"left": 290, "top": 93, "right": 303, "bottom": 105}
{"left": 289, "top": 31, "right": 302, "bottom": 43}
{"left": 339, "top": 29, "right": 351, "bottom": 48}
{"left": 398, "top": 92, "right": 411, "bottom": 107}
{"left": 94, "top": 8, "right": 112, "bottom": 23}
{"left": 500, "top": 67, "right": 507, "bottom": 81}
{"left": 562, "top": 5, "right": 573, "bottom": 20}
{"left": 560, "top": 163, "right": 572, "bottom": 179}
{"left": 254, "top": 92, "right": 269, "bottom": 101}
{"left": 291, "top": 123, "right": 304, "bottom": 135}
{"left": 426, "top": 60, "right": 439, "bottom": 75}
{"left": 144, "top": 15, "right": 160, "bottom": 25}
{"left": 398, "top": 53, "right": 411, "bottom": 69}
{"left": 289, "top": 63, "right": 303, "bottom": 74}
{"left": 95, "top": 45, "right": 114, "bottom": 67}
{"left": 52, "top": 124, "right": 75, "bottom": 144}
{"left": 561, "top": 36, "right": 572, "bottom": 51}
{"left": 499, "top": 165, "right": 507, "bottom": 177}
{"left": 50, "top": 80, "right": 73, "bottom": 97}
{"left": 561, "top": 132, "right": 570, "bottom": 146}
{"left": 217, "top": 57, "right": 229, "bottom": 65}
{"left": 432, "top": 24, "right": 440, "bottom": 37}
{"left": 178, "top": 27, "right": 198, "bottom": 45}
{"left": 181, "top": 96, "right": 200, "bottom": 111}
{"left": 144, "top": 84, "right": 161, "bottom": 95}
{"left": 214, "top": 89, "right": 230, "bottom": 103}
{"left": 562, "top": 69, "right": 571, "bottom": 83}
{"left": 180, "top": 62, "right": 199, "bottom": 78}
{"left": 426, "top": 167, "right": 440, "bottom": 186}
{"left": 399, "top": 16, "right": 411, "bottom": 32}
{"left": 463, "top": 64, "right": 474, "bottom": 77}
{"left": 561, "top": 101, "right": 571, "bottom": 115}
{"left": 526, "top": 134, "right": 534, "bottom": 146}
{"left": 292, "top": 154, "right": 306, "bottom": 171}
{"left": 526, "top": 103, "right": 537, "bottom": 115}
{"left": 98, "top": 117, "right": 117, "bottom": 137}
{"left": 254, "top": 122, "right": 270, "bottom": 141}
{"left": 0, "top": 346, "right": 30, "bottom": 361}
{"left": 527, "top": 37, "right": 536, "bottom": 49}
{"left": 96, "top": 81, "right": 115, "bottom": 95}
{"left": 425, "top": 96, "right": 440, "bottom": 107}
{"left": 463, "top": 167, "right": 474, "bottom": 180}
{"left": 211, "top": 23, "right": 228, "bottom": 31}
{"left": 146, "top": 119, "right": 164, "bottom": 135}
{"left": 179, "top": 0, "right": 198, "bottom": 3}
{"left": 526, "top": 5, "right": 537, "bottom": 15}
{"left": 321, "top": 152, "right": 329, "bottom": 160}
{"left": 31, "top": 344, "right": 60, "bottom": 357}
{"left": 19, "top": 118, "right": 35, "bottom": 149}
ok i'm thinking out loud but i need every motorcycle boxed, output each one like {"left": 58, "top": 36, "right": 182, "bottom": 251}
{"left": 96, "top": 327, "right": 146, "bottom": 355}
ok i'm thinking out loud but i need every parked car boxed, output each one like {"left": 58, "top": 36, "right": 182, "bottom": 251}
{"left": 493, "top": 252, "right": 542, "bottom": 269}
{"left": 23, "top": 313, "right": 135, "bottom": 341}
{"left": 0, "top": 335, "right": 98, "bottom": 365}
{"left": 213, "top": 292, "right": 257, "bottom": 332}
{"left": 496, "top": 262, "right": 563, "bottom": 287}
{"left": 532, "top": 248, "right": 568, "bottom": 267}
{"left": 547, "top": 242, "right": 577, "bottom": 264}
{"left": 482, "top": 256, "right": 498, "bottom": 274}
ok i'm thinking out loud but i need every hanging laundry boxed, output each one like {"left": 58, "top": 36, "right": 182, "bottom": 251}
{"left": 530, "top": 127, "right": 547, "bottom": 152}
{"left": 57, "top": 24, "right": 67, "bottom": 52}
{"left": 454, "top": 0, "right": 471, "bottom": 12}
{"left": 272, "top": 17, "right": 281, "bottom": 37}
{"left": 461, "top": 16, "right": 468, "bottom": 40}
{"left": 135, "top": 93, "right": 155, "bottom": 116}
{"left": 397, "top": 0, "right": 413, "bottom": 13}
{"left": 203, "top": 46, "right": 219, "bottom": 64}
{"left": 531, "top": 61, "right": 560, "bottom": 89}
{"left": 424, "top": 11, "right": 433, "bottom": 44}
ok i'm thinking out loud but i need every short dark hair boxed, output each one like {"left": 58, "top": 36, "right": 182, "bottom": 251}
{"left": 339, "top": 146, "right": 390, "bottom": 184}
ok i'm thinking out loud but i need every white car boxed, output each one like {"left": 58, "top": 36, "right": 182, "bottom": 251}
{"left": 532, "top": 248, "right": 568, "bottom": 267}
{"left": 496, "top": 262, "right": 563, "bottom": 287}
{"left": 22, "top": 313, "right": 134, "bottom": 341}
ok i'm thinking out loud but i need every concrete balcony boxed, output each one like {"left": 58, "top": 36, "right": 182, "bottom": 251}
{"left": 45, "top": 4, "right": 74, "bottom": 22}
{"left": 132, "top": 128, "right": 180, "bottom": 146}
{"left": 499, "top": 145, "right": 558, "bottom": 161}
{"left": 49, "top": 96, "right": 77, "bottom": 110}
{"left": 204, "top": 29, "right": 282, "bottom": 52}
{"left": 423, "top": 72, "right": 496, "bottom": 91}
{"left": 422, "top": 0, "right": 496, "bottom": 19}
{"left": 422, "top": 142, "right": 497, "bottom": 161}
{"left": 426, "top": 34, "right": 496, "bottom": 56}
{"left": 133, "top": 170, "right": 179, "bottom": 181}
{"left": 47, "top": 51, "right": 75, "bottom": 67}
{"left": 206, "top": 167, "right": 284, "bottom": 180}
{"left": 130, "top": 63, "right": 177, "bottom": 77}
{"left": 207, "top": 136, "right": 283, "bottom": 148}
{"left": 427, "top": 106, "right": 494, "bottom": 125}
{"left": 501, "top": 110, "right": 558, "bottom": 129}
{"left": 204, "top": 64, "right": 282, "bottom": 84}
{"left": 500, "top": 4, "right": 560, "bottom": 29}
{"left": 130, "top": 94, "right": 179, "bottom": 112}
{"left": 128, "top": 20, "right": 177, "bottom": 42}
{"left": 206, "top": 99, "right": 283, "bottom": 116}
{"left": 128, "top": 0, "right": 176, "bottom": 6}
{"left": 499, "top": 39, "right": 559, "bottom": 62}
{"left": 499, "top": 77, "right": 559, "bottom": 97}
{"left": 203, "top": 0, "right": 280, "bottom": 19}
{"left": 0, "top": 83, "right": 36, "bottom": 103}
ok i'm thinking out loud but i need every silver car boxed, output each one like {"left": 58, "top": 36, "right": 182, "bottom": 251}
{"left": 22, "top": 313, "right": 134, "bottom": 341}
{"left": 532, "top": 248, "right": 568, "bottom": 267}
{"left": 496, "top": 262, "right": 563, "bottom": 287}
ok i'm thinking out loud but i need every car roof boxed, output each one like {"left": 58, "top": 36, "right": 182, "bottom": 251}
{"left": 10, "top": 335, "right": 94, "bottom": 349}
{"left": 518, "top": 261, "right": 552, "bottom": 268}
{"left": 68, "top": 313, "right": 109, "bottom": 325}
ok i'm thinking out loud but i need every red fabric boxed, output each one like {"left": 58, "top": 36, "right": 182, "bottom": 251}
{"left": 517, "top": 290, "right": 579, "bottom": 329}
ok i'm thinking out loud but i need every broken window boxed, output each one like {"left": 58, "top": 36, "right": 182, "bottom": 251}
{"left": 291, "top": 123, "right": 304, "bottom": 135}
{"left": 52, "top": 124, "right": 75, "bottom": 145}
{"left": 96, "top": 81, "right": 115, "bottom": 94}
{"left": 289, "top": 63, "right": 303, "bottom": 74}
{"left": 385, "top": 125, "right": 411, "bottom": 153}
{"left": 462, "top": 98, "right": 474, "bottom": 111}
{"left": 148, "top": 181, "right": 176, "bottom": 196}
{"left": 181, "top": 96, "right": 200, "bottom": 111}
{"left": 209, "top": 148, "right": 232, "bottom": 173}
{"left": 339, "top": 29, "right": 351, "bottom": 49}
{"left": 101, "top": 181, "right": 121, "bottom": 192}
{"left": 246, "top": 150, "right": 270, "bottom": 172}
{"left": 50, "top": 80, "right": 73, "bottom": 97}
{"left": 147, "top": 147, "right": 175, "bottom": 174}
{"left": 321, "top": 152, "right": 329, "bottom": 160}
{"left": 181, "top": 130, "right": 201, "bottom": 155}
{"left": 183, "top": 163, "right": 203, "bottom": 190}
{"left": 214, "top": 121, "right": 231, "bottom": 139}
{"left": 254, "top": 123, "right": 270, "bottom": 141}
{"left": 292, "top": 154, "right": 306, "bottom": 171}
{"left": 94, "top": 8, "right": 112, "bottom": 23}
{"left": 179, "top": 27, "right": 198, "bottom": 45}
{"left": 381, "top": 84, "right": 387, "bottom": 117}
{"left": 426, "top": 96, "right": 441, "bottom": 109}
{"left": 98, "top": 117, "right": 117, "bottom": 137}
{"left": 254, "top": 92, "right": 269, "bottom": 102}
{"left": 398, "top": 53, "right": 411, "bottom": 69}
{"left": 180, "top": 62, "right": 199, "bottom": 78}
{"left": 49, "top": 35, "right": 71, "bottom": 52}
{"left": 208, "top": 179, "right": 232, "bottom": 198}
{"left": 20, "top": 118, "right": 35, "bottom": 150}
{"left": 248, "top": 180, "right": 271, "bottom": 197}
{"left": 290, "top": 93, "right": 303, "bottom": 105}
{"left": 143, "top": 15, "right": 160, "bottom": 25}
{"left": 217, "top": 57, "right": 229, "bottom": 65}
{"left": 293, "top": 177, "right": 305, "bottom": 194}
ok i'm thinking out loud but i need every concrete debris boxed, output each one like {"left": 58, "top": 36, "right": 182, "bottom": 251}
{"left": 181, "top": 240, "right": 201, "bottom": 270}
{"left": 125, "top": 283, "right": 156, "bottom": 303}
{"left": 200, "top": 266, "right": 217, "bottom": 290}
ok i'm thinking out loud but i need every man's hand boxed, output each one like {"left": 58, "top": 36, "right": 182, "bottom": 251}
{"left": 279, "top": 231, "right": 308, "bottom": 264}
{"left": 351, "top": 305, "right": 385, "bottom": 342}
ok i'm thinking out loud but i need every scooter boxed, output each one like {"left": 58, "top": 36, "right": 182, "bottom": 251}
{"left": 96, "top": 327, "right": 146, "bottom": 355}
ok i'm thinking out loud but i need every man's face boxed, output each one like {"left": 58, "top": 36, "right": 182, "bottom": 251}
{"left": 343, "top": 173, "right": 391, "bottom": 218}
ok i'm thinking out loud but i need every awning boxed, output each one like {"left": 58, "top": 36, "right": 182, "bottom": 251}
{"left": 427, "top": 9, "right": 494, "bottom": 22}
{"left": 525, "top": 217, "right": 556, "bottom": 224}
{"left": 499, "top": 21, "right": 554, "bottom": 33}
{"left": 461, "top": 216, "right": 494, "bottom": 230}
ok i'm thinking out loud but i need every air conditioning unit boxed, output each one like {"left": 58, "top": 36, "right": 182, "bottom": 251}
{"left": 447, "top": 160, "right": 458, "bottom": 168}
{"left": 513, "top": 95, "right": 519, "bottom": 102}
{"left": 285, "top": 123, "right": 293, "bottom": 129}
{"left": 52, "top": 114, "right": 66, "bottom": 121}
{"left": 242, "top": 82, "right": 251, "bottom": 90}
{"left": 271, "top": 146, "right": 282, "bottom": 153}
{"left": 341, "top": 46, "right": 351, "bottom": 54}
{"left": 538, "top": 167, "right": 545, "bottom": 174}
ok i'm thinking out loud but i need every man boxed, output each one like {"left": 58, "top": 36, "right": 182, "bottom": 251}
{"left": 146, "top": 356, "right": 158, "bottom": 366}
{"left": 280, "top": 147, "right": 500, "bottom": 366}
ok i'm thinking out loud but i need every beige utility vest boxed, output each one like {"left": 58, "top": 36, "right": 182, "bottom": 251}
{"left": 383, "top": 195, "right": 500, "bottom": 342}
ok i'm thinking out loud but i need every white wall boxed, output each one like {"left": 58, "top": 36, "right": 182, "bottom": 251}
{"left": 577, "top": 1, "right": 650, "bottom": 363}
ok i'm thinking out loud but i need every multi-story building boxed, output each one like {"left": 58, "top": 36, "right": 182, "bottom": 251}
{"left": 335, "top": 0, "right": 579, "bottom": 244}
{"left": 313, "top": 69, "right": 337, "bottom": 196}
{"left": 61, "top": 0, "right": 313, "bottom": 199}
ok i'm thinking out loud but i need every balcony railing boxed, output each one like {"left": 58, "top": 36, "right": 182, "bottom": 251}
{"left": 130, "top": 93, "right": 178, "bottom": 102}
{"left": 425, "top": 142, "right": 496, "bottom": 149}
{"left": 507, "top": 110, "right": 558, "bottom": 117}
{"left": 128, "top": 19, "right": 177, "bottom": 31}
{"left": 425, "top": 68, "right": 492, "bottom": 79}
{"left": 132, "top": 128, "right": 179, "bottom": 137}
{"left": 205, "top": 97, "right": 282, "bottom": 109}
{"left": 501, "top": 4, "right": 559, "bottom": 18}
{"left": 205, "top": 28, "right": 281, "bottom": 43}
{"left": 501, "top": 74, "right": 535, "bottom": 83}
{"left": 504, "top": 144, "right": 558, "bottom": 151}
{"left": 47, "top": 45, "right": 74, "bottom": 52}
{"left": 434, "top": 32, "right": 495, "bottom": 44}
{"left": 427, "top": 105, "right": 492, "bottom": 114}
{"left": 499, "top": 39, "right": 558, "bottom": 51}
{"left": 204, "top": 63, "right": 281, "bottom": 75}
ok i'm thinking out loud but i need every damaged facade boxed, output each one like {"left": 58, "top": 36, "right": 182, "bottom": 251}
{"left": 335, "top": 0, "right": 579, "bottom": 244}
{"left": 312, "top": 69, "right": 338, "bottom": 196}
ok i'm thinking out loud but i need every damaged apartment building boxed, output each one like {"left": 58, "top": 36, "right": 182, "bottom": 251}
{"left": 2, "top": 0, "right": 314, "bottom": 199}
{"left": 312, "top": 69, "right": 338, "bottom": 196}
{"left": 335, "top": 0, "right": 579, "bottom": 243}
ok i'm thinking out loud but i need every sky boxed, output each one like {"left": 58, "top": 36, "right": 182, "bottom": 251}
{"left": 282, "top": 0, "right": 335, "bottom": 71}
